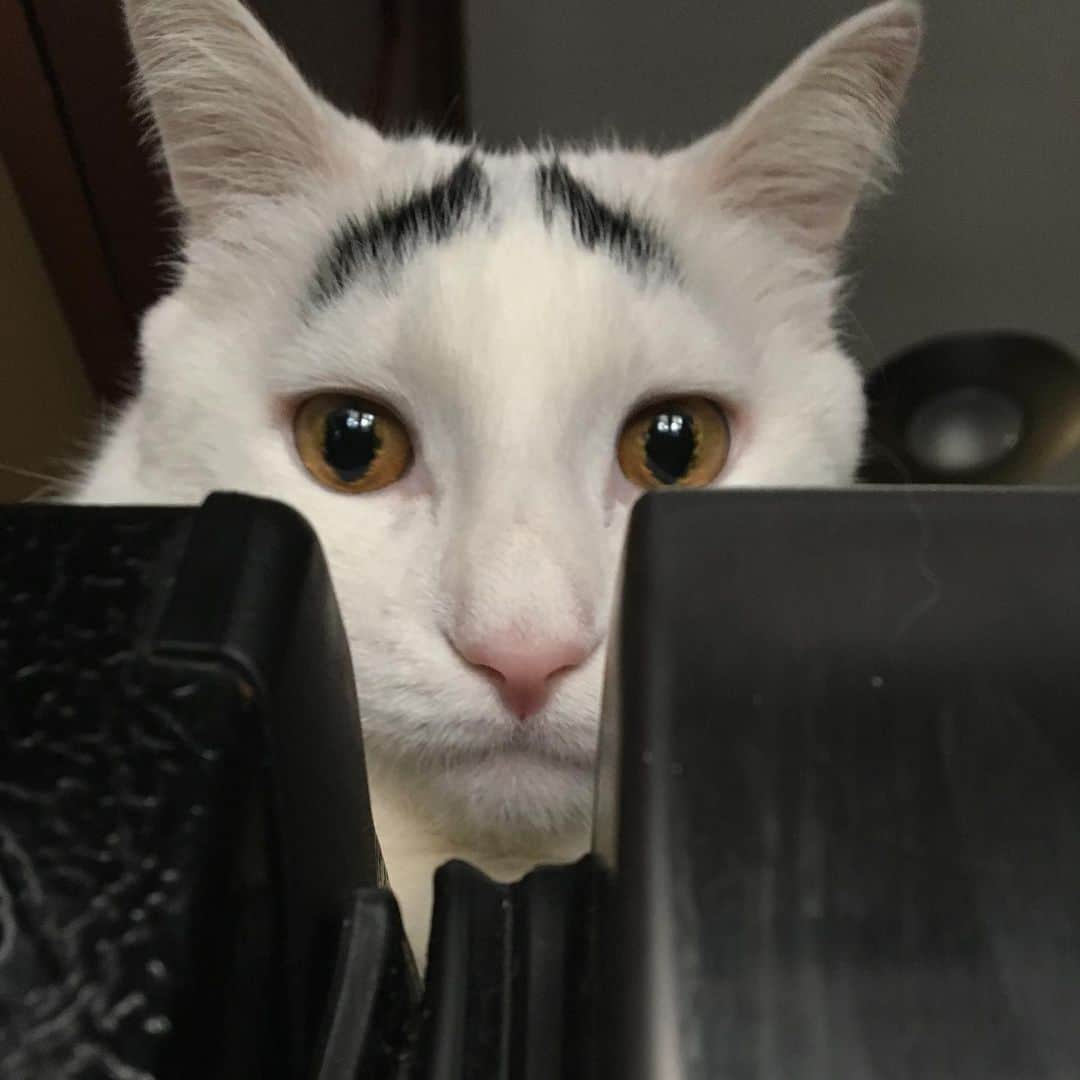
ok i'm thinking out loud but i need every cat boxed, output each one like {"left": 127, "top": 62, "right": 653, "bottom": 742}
{"left": 74, "top": 0, "right": 922, "bottom": 962}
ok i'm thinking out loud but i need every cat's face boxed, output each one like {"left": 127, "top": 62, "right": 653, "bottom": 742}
{"left": 83, "top": 0, "right": 921, "bottom": 841}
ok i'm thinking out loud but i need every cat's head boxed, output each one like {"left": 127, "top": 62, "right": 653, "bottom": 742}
{"left": 90, "top": 0, "right": 921, "bottom": 843}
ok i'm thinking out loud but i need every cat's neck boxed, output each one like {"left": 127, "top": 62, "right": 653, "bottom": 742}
{"left": 366, "top": 767, "right": 590, "bottom": 966}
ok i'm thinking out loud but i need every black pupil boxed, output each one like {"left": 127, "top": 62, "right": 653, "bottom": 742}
{"left": 645, "top": 410, "right": 697, "bottom": 484}
{"left": 323, "top": 407, "right": 380, "bottom": 482}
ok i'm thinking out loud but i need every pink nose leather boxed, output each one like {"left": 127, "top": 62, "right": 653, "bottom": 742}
{"left": 458, "top": 641, "right": 591, "bottom": 720}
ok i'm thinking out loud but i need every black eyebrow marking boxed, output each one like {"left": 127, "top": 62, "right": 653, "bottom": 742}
{"left": 536, "top": 159, "right": 678, "bottom": 280}
{"left": 310, "top": 154, "right": 491, "bottom": 306}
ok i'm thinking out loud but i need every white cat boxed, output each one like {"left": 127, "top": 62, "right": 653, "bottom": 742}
{"left": 75, "top": 0, "right": 922, "bottom": 961}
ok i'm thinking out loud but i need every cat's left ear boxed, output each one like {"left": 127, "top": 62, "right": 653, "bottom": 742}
{"left": 666, "top": 0, "right": 923, "bottom": 257}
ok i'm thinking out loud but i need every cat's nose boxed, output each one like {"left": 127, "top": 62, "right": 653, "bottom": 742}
{"left": 456, "top": 640, "right": 592, "bottom": 720}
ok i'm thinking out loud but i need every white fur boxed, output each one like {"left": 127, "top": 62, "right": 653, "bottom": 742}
{"left": 75, "top": 0, "right": 921, "bottom": 960}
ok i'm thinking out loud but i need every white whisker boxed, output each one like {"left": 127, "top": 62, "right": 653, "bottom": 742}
{"left": 0, "top": 463, "right": 65, "bottom": 485}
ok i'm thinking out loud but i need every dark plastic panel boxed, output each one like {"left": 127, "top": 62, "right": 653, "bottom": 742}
{"left": 595, "top": 488, "right": 1080, "bottom": 1079}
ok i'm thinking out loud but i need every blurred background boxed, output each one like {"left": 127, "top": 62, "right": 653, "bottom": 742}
{"left": 3, "top": 0, "right": 1079, "bottom": 500}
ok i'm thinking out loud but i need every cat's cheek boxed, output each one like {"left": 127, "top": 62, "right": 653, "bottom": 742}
{"left": 605, "top": 463, "right": 644, "bottom": 518}
{"left": 385, "top": 455, "right": 434, "bottom": 499}
{"left": 716, "top": 402, "right": 751, "bottom": 482}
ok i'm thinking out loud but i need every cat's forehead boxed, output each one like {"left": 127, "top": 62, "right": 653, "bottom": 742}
{"left": 275, "top": 149, "right": 754, "bottom": 418}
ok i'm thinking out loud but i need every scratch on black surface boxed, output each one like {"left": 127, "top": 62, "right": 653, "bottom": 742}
{"left": 894, "top": 486, "right": 943, "bottom": 641}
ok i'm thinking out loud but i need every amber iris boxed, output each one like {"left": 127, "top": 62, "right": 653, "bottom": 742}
{"left": 618, "top": 396, "right": 730, "bottom": 489}
{"left": 294, "top": 394, "right": 412, "bottom": 493}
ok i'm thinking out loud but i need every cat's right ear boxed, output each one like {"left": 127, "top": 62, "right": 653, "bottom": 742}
{"left": 124, "top": 0, "right": 383, "bottom": 236}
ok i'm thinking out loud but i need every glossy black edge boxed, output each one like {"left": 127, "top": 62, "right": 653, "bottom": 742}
{"left": 312, "top": 889, "right": 417, "bottom": 1080}
{"left": 151, "top": 492, "right": 389, "bottom": 1069}
{"left": 152, "top": 492, "right": 321, "bottom": 700}
{"left": 593, "top": 491, "right": 675, "bottom": 1080}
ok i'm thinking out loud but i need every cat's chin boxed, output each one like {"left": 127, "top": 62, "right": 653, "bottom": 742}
{"left": 368, "top": 743, "right": 596, "bottom": 850}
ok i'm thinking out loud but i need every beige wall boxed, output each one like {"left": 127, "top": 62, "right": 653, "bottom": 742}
{"left": 0, "top": 155, "right": 96, "bottom": 502}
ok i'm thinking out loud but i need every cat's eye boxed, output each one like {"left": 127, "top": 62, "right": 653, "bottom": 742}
{"left": 293, "top": 393, "right": 412, "bottom": 493}
{"left": 618, "top": 396, "right": 731, "bottom": 489}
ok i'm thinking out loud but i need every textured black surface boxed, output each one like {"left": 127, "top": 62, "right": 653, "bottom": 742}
{"left": 0, "top": 507, "right": 266, "bottom": 1076}
{"left": 595, "top": 489, "right": 1080, "bottom": 1079}
{"left": 0, "top": 497, "right": 409, "bottom": 1078}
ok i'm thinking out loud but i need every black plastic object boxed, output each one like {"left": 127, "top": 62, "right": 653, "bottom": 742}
{"left": 10, "top": 488, "right": 1080, "bottom": 1078}
{"left": 593, "top": 488, "right": 1080, "bottom": 1078}
{"left": 314, "top": 889, "right": 416, "bottom": 1080}
{"left": 861, "top": 332, "right": 1080, "bottom": 483}
{"left": 413, "top": 859, "right": 593, "bottom": 1079}
{"left": 0, "top": 493, "right": 416, "bottom": 1078}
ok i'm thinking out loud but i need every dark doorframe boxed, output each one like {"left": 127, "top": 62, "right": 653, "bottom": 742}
{"left": 2, "top": 0, "right": 468, "bottom": 403}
